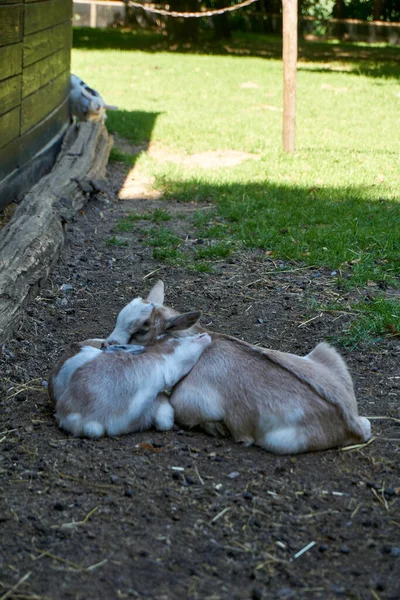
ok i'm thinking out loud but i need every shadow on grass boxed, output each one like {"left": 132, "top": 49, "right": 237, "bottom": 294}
{"left": 73, "top": 27, "right": 400, "bottom": 79}
{"left": 145, "top": 176, "right": 400, "bottom": 288}
{"left": 107, "top": 109, "right": 161, "bottom": 166}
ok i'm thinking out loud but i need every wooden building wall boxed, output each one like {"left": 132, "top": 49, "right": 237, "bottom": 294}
{"left": 0, "top": 0, "right": 72, "bottom": 209}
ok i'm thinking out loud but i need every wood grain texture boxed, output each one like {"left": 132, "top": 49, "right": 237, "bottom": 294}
{"left": 24, "top": 0, "right": 73, "bottom": 35}
{"left": 0, "top": 122, "right": 112, "bottom": 345}
{"left": 23, "top": 20, "right": 71, "bottom": 67}
{"left": 0, "top": 74, "right": 21, "bottom": 116}
{"left": 0, "top": 137, "right": 19, "bottom": 181}
{"left": 0, "top": 106, "right": 20, "bottom": 149}
{"left": 22, "top": 46, "right": 71, "bottom": 98}
{"left": 21, "top": 69, "right": 69, "bottom": 133}
{"left": 0, "top": 43, "right": 23, "bottom": 82}
{"left": 20, "top": 96, "right": 69, "bottom": 165}
{"left": 0, "top": 5, "right": 23, "bottom": 46}
{"left": 282, "top": 0, "right": 298, "bottom": 153}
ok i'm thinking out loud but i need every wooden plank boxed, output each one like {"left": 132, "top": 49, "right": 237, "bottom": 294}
{"left": 0, "top": 74, "right": 21, "bottom": 116}
{"left": 282, "top": 0, "right": 297, "bottom": 153}
{"left": 0, "top": 5, "right": 23, "bottom": 47}
{"left": 0, "top": 138, "right": 19, "bottom": 182}
{"left": 0, "top": 43, "right": 22, "bottom": 82}
{"left": 24, "top": 0, "right": 73, "bottom": 35}
{"left": 20, "top": 96, "right": 69, "bottom": 165}
{"left": 23, "top": 46, "right": 71, "bottom": 98}
{"left": 0, "top": 123, "right": 67, "bottom": 210}
{"left": 0, "top": 122, "right": 112, "bottom": 344}
{"left": 0, "top": 107, "right": 20, "bottom": 149}
{"left": 23, "top": 20, "right": 71, "bottom": 67}
{"left": 21, "top": 70, "right": 69, "bottom": 134}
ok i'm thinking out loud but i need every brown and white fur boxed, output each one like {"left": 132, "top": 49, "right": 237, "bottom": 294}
{"left": 48, "top": 331, "right": 211, "bottom": 438}
{"left": 103, "top": 281, "right": 371, "bottom": 454}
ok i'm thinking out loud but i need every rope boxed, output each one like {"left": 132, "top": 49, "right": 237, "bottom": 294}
{"left": 124, "top": 0, "right": 259, "bottom": 18}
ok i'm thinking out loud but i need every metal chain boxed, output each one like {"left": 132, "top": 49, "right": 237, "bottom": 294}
{"left": 124, "top": 0, "right": 259, "bottom": 18}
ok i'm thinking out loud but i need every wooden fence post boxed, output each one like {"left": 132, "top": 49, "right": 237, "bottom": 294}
{"left": 282, "top": 0, "right": 298, "bottom": 153}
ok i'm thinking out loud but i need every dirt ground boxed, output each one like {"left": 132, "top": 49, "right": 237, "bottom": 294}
{"left": 0, "top": 159, "right": 399, "bottom": 600}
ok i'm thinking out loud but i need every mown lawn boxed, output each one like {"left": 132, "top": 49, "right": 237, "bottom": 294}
{"left": 72, "top": 28, "right": 400, "bottom": 343}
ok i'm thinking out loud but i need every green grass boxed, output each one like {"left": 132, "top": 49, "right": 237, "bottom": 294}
{"left": 105, "top": 235, "right": 128, "bottom": 247}
{"left": 73, "top": 28, "right": 400, "bottom": 344}
{"left": 109, "top": 147, "right": 136, "bottom": 166}
{"left": 335, "top": 297, "right": 400, "bottom": 349}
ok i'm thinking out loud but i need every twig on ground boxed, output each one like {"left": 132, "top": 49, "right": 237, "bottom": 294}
{"left": 298, "top": 313, "right": 323, "bottom": 328}
{"left": 211, "top": 507, "right": 231, "bottom": 523}
{"left": 0, "top": 572, "right": 32, "bottom": 600}
{"left": 340, "top": 437, "right": 375, "bottom": 452}
{"left": 292, "top": 541, "right": 316, "bottom": 560}
{"left": 33, "top": 549, "right": 87, "bottom": 572}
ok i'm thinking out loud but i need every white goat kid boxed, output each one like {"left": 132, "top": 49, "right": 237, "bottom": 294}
{"left": 103, "top": 281, "right": 372, "bottom": 455}
{"left": 70, "top": 74, "right": 118, "bottom": 123}
{"left": 48, "top": 332, "right": 211, "bottom": 438}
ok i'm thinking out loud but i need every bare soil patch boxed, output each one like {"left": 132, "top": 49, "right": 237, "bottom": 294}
{"left": 0, "top": 161, "right": 399, "bottom": 600}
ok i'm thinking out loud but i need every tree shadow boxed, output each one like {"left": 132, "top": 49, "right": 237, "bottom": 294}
{"left": 123, "top": 173, "right": 399, "bottom": 287}
{"left": 73, "top": 27, "right": 400, "bottom": 79}
{"left": 106, "top": 109, "right": 162, "bottom": 167}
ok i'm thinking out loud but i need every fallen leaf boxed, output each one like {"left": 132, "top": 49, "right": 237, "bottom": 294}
{"left": 138, "top": 442, "right": 161, "bottom": 453}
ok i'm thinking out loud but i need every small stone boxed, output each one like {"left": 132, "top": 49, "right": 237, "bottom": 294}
{"left": 340, "top": 544, "right": 350, "bottom": 554}
{"left": 243, "top": 492, "right": 253, "bottom": 501}
{"left": 60, "top": 283, "right": 73, "bottom": 293}
{"left": 376, "top": 581, "right": 386, "bottom": 592}
{"left": 185, "top": 476, "right": 196, "bottom": 485}
{"left": 329, "top": 584, "right": 346, "bottom": 595}
{"left": 257, "top": 318, "right": 264, "bottom": 324}
{"left": 110, "top": 474, "right": 119, "bottom": 484}
{"left": 331, "top": 271, "right": 337, "bottom": 276}
{"left": 318, "top": 544, "right": 328, "bottom": 553}
{"left": 384, "top": 487, "right": 396, "bottom": 497}
{"left": 311, "top": 272, "right": 321, "bottom": 278}
{"left": 124, "top": 488, "right": 134, "bottom": 497}
{"left": 227, "top": 471, "right": 240, "bottom": 479}
{"left": 277, "top": 589, "right": 295, "bottom": 599}
{"left": 391, "top": 547, "right": 400, "bottom": 558}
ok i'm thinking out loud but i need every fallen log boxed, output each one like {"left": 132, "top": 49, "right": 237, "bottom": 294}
{"left": 0, "top": 121, "right": 113, "bottom": 345}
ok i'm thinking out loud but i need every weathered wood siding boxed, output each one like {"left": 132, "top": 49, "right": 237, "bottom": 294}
{"left": 0, "top": 0, "right": 72, "bottom": 209}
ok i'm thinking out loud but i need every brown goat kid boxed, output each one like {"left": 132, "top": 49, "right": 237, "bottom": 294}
{"left": 103, "top": 281, "right": 371, "bottom": 454}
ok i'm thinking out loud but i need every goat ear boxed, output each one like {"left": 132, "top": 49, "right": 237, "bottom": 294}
{"left": 146, "top": 280, "right": 165, "bottom": 304}
{"left": 166, "top": 311, "right": 201, "bottom": 331}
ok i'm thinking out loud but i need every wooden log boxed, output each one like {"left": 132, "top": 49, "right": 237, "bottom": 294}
{"left": 282, "top": 0, "right": 298, "bottom": 153}
{"left": 0, "top": 43, "right": 23, "bottom": 82}
{"left": 0, "top": 122, "right": 113, "bottom": 345}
